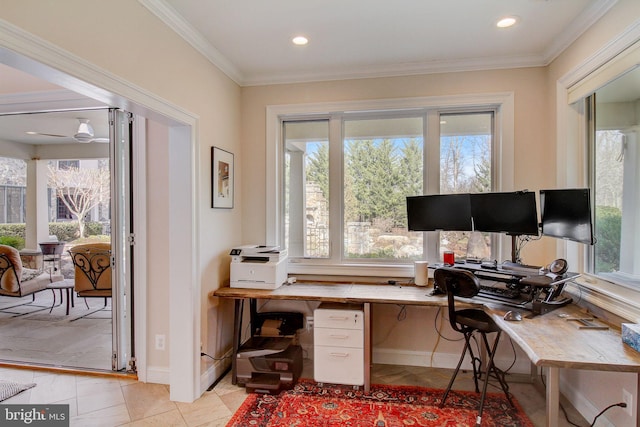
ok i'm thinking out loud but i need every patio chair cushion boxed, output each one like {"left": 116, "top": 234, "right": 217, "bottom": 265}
{"left": 21, "top": 268, "right": 41, "bottom": 282}
{"left": 17, "top": 271, "right": 63, "bottom": 296}
{"left": 0, "top": 245, "right": 23, "bottom": 293}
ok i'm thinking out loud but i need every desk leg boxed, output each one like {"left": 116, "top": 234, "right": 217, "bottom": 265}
{"left": 231, "top": 299, "right": 243, "bottom": 385}
{"left": 546, "top": 366, "right": 560, "bottom": 427}
{"left": 364, "top": 302, "right": 371, "bottom": 393}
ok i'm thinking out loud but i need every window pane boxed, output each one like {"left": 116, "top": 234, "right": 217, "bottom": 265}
{"left": 592, "top": 70, "right": 640, "bottom": 287}
{"left": 439, "top": 112, "right": 493, "bottom": 261}
{"left": 343, "top": 117, "right": 423, "bottom": 260}
{"left": 0, "top": 157, "right": 27, "bottom": 224}
{"left": 593, "top": 130, "right": 623, "bottom": 274}
{"left": 284, "top": 120, "right": 330, "bottom": 258}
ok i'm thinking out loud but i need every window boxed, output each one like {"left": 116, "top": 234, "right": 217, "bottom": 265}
{"left": 270, "top": 94, "right": 513, "bottom": 273}
{"left": 589, "top": 67, "right": 640, "bottom": 288}
{"left": 265, "top": 93, "right": 514, "bottom": 276}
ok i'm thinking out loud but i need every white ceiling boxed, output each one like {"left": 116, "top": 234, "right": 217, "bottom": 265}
{"left": 0, "top": 109, "right": 109, "bottom": 145}
{"left": 143, "top": 0, "right": 617, "bottom": 86}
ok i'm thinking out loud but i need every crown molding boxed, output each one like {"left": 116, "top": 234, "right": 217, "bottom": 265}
{"left": 138, "top": 0, "right": 621, "bottom": 87}
{"left": 138, "top": 0, "right": 243, "bottom": 85}
{"left": 242, "top": 55, "right": 545, "bottom": 87}
{"left": 543, "top": 0, "right": 619, "bottom": 65}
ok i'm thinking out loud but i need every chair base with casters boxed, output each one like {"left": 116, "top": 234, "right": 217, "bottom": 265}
{"left": 435, "top": 267, "right": 513, "bottom": 427}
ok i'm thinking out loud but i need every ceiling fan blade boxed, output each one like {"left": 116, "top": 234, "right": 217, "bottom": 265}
{"left": 29, "top": 132, "right": 69, "bottom": 138}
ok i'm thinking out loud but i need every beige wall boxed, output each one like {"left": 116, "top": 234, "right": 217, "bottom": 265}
{"left": 240, "top": 68, "right": 557, "bottom": 373}
{"left": 241, "top": 67, "right": 555, "bottom": 265}
{"left": 545, "top": 1, "right": 640, "bottom": 426}
{"left": 0, "top": 0, "right": 242, "bottom": 375}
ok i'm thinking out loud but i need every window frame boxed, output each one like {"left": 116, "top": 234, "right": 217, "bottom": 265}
{"left": 266, "top": 93, "right": 515, "bottom": 277}
{"left": 556, "top": 28, "right": 640, "bottom": 321}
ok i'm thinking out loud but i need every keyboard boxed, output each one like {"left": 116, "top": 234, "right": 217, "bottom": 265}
{"left": 479, "top": 284, "right": 521, "bottom": 299}
{"left": 500, "top": 262, "right": 541, "bottom": 275}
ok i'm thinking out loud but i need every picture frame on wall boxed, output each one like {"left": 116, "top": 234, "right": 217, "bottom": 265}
{"left": 211, "top": 146, "right": 234, "bottom": 208}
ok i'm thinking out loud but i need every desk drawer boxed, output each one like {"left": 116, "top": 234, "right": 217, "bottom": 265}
{"left": 315, "top": 327, "right": 363, "bottom": 348}
{"left": 314, "top": 308, "right": 363, "bottom": 330}
{"left": 314, "top": 346, "right": 364, "bottom": 386}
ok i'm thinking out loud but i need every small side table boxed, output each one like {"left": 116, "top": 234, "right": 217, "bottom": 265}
{"left": 39, "top": 242, "right": 65, "bottom": 272}
{"left": 47, "top": 280, "right": 75, "bottom": 315}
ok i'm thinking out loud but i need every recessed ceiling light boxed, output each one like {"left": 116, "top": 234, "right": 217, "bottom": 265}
{"left": 292, "top": 36, "right": 308, "bottom": 46}
{"left": 496, "top": 16, "right": 518, "bottom": 28}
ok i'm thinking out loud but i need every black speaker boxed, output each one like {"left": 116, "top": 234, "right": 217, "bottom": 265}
{"left": 549, "top": 258, "right": 568, "bottom": 275}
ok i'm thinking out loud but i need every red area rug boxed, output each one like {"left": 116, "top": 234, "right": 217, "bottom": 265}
{"left": 227, "top": 380, "right": 534, "bottom": 426}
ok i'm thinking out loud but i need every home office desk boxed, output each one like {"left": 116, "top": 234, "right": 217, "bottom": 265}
{"left": 213, "top": 282, "right": 640, "bottom": 427}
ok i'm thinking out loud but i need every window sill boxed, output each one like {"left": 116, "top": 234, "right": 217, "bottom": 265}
{"left": 566, "top": 274, "right": 640, "bottom": 323}
{"left": 287, "top": 260, "right": 416, "bottom": 279}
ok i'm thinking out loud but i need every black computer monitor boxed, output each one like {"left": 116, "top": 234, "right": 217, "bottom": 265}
{"left": 470, "top": 191, "right": 539, "bottom": 236}
{"left": 406, "top": 194, "right": 473, "bottom": 231}
{"left": 540, "top": 188, "right": 594, "bottom": 245}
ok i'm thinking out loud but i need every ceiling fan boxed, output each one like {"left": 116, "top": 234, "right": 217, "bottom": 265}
{"left": 28, "top": 118, "right": 109, "bottom": 143}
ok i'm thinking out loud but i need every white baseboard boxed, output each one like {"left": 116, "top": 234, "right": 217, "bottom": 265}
{"left": 145, "top": 365, "right": 170, "bottom": 385}
{"left": 200, "top": 351, "right": 233, "bottom": 395}
{"left": 371, "top": 347, "right": 532, "bottom": 374}
{"left": 144, "top": 349, "right": 233, "bottom": 396}
{"left": 560, "top": 376, "right": 616, "bottom": 427}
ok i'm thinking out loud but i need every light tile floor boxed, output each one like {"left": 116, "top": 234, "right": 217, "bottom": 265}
{"left": 0, "top": 361, "right": 588, "bottom": 427}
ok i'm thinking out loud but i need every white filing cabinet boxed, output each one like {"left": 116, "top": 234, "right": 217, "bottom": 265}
{"left": 313, "top": 303, "right": 364, "bottom": 386}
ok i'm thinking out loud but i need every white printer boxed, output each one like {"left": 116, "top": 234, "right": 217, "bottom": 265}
{"left": 230, "top": 245, "right": 288, "bottom": 290}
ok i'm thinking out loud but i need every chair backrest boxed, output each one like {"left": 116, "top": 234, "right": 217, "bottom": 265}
{"left": 434, "top": 267, "right": 481, "bottom": 331}
{"left": 69, "top": 243, "right": 112, "bottom": 293}
{"left": 0, "top": 244, "right": 23, "bottom": 294}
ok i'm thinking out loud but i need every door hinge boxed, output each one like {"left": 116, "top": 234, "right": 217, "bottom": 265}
{"left": 128, "top": 233, "right": 135, "bottom": 245}
{"left": 128, "top": 357, "right": 137, "bottom": 373}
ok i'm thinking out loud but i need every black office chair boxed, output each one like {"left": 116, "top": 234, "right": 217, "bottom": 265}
{"left": 434, "top": 267, "right": 513, "bottom": 426}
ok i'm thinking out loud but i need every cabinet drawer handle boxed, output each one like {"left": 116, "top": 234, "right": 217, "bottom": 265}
{"left": 329, "top": 352, "right": 349, "bottom": 357}
{"left": 328, "top": 316, "right": 349, "bottom": 320}
{"left": 329, "top": 334, "right": 349, "bottom": 339}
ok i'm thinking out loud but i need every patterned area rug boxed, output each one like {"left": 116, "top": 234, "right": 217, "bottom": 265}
{"left": 0, "top": 380, "right": 36, "bottom": 402}
{"left": 227, "top": 380, "right": 533, "bottom": 426}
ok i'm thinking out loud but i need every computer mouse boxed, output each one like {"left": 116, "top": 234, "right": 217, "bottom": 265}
{"left": 503, "top": 310, "right": 523, "bottom": 321}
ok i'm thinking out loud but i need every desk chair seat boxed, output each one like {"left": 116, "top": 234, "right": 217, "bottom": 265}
{"left": 434, "top": 267, "right": 513, "bottom": 427}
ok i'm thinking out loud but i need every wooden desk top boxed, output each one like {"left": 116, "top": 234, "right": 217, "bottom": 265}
{"left": 487, "top": 303, "right": 640, "bottom": 372}
{"left": 213, "top": 282, "right": 640, "bottom": 373}
{"left": 212, "top": 282, "right": 463, "bottom": 307}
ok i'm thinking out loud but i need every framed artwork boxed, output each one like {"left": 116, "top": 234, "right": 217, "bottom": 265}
{"left": 211, "top": 146, "right": 234, "bottom": 208}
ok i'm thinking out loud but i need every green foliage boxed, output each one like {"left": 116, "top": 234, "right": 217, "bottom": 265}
{"left": 306, "top": 143, "right": 329, "bottom": 201}
{"left": 0, "top": 235, "right": 25, "bottom": 250}
{"left": 594, "top": 205, "right": 621, "bottom": 273}
{"left": 49, "top": 221, "right": 104, "bottom": 241}
{"left": 0, "top": 222, "right": 105, "bottom": 244}
{"left": 0, "top": 224, "right": 26, "bottom": 239}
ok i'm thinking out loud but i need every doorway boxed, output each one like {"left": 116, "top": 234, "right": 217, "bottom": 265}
{"left": 0, "top": 107, "right": 132, "bottom": 372}
{"left": 0, "top": 23, "right": 199, "bottom": 400}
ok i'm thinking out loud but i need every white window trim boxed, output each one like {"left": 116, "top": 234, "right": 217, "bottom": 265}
{"left": 266, "top": 93, "right": 515, "bottom": 277}
{"left": 556, "top": 21, "right": 640, "bottom": 322}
